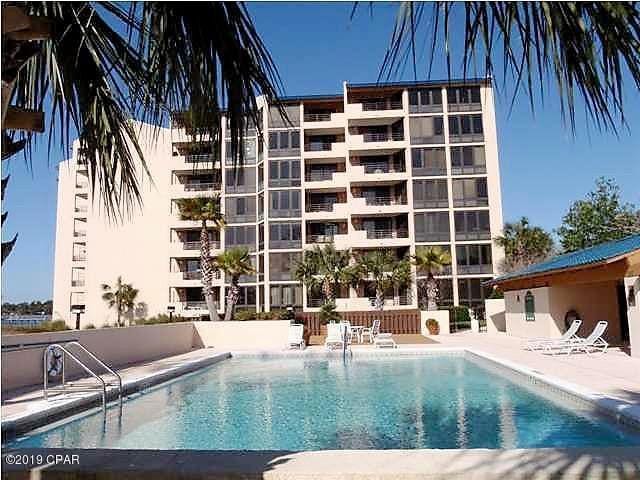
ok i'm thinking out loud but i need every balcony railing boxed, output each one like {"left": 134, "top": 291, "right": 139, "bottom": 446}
{"left": 71, "top": 280, "right": 85, "bottom": 287}
{"left": 363, "top": 228, "right": 409, "bottom": 239}
{"left": 73, "top": 231, "right": 86, "bottom": 237}
{"left": 308, "top": 298, "right": 324, "bottom": 307}
{"left": 357, "top": 195, "right": 407, "bottom": 206}
{"left": 305, "top": 171, "right": 336, "bottom": 182}
{"left": 182, "top": 270, "right": 202, "bottom": 280}
{"left": 306, "top": 202, "right": 335, "bottom": 212}
{"left": 415, "top": 232, "right": 450, "bottom": 242}
{"left": 455, "top": 231, "right": 491, "bottom": 241}
{"left": 184, "top": 154, "right": 215, "bottom": 163}
{"left": 363, "top": 163, "right": 405, "bottom": 174}
{"left": 181, "top": 240, "right": 220, "bottom": 250}
{"left": 74, "top": 206, "right": 88, "bottom": 213}
{"left": 72, "top": 255, "right": 87, "bottom": 262}
{"left": 414, "top": 199, "right": 449, "bottom": 209}
{"left": 268, "top": 147, "right": 300, "bottom": 158}
{"left": 361, "top": 99, "right": 403, "bottom": 111}
{"left": 457, "top": 264, "right": 493, "bottom": 275}
{"left": 306, "top": 234, "right": 335, "bottom": 244}
{"left": 184, "top": 182, "right": 220, "bottom": 192}
{"left": 413, "top": 166, "right": 447, "bottom": 176}
{"left": 269, "top": 239, "right": 302, "bottom": 249}
{"left": 449, "top": 133, "right": 484, "bottom": 143}
{"left": 75, "top": 182, "right": 89, "bottom": 189}
{"left": 304, "top": 112, "right": 332, "bottom": 122}
{"left": 453, "top": 197, "right": 489, "bottom": 207}
{"left": 362, "top": 131, "right": 404, "bottom": 142}
{"left": 451, "top": 165, "right": 487, "bottom": 175}
{"left": 227, "top": 213, "right": 256, "bottom": 224}
{"left": 448, "top": 102, "right": 482, "bottom": 113}
{"left": 305, "top": 141, "right": 333, "bottom": 152}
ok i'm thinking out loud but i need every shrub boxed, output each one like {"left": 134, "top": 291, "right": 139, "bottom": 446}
{"left": 11, "top": 320, "right": 70, "bottom": 333}
{"left": 254, "top": 310, "right": 286, "bottom": 320}
{"left": 448, "top": 306, "right": 471, "bottom": 330}
{"left": 318, "top": 302, "right": 341, "bottom": 325}
{"left": 425, "top": 318, "right": 440, "bottom": 335}
{"left": 83, "top": 323, "right": 96, "bottom": 329}
{"left": 488, "top": 288, "right": 504, "bottom": 299}
{"left": 234, "top": 309, "right": 257, "bottom": 321}
{"left": 134, "top": 314, "right": 189, "bottom": 325}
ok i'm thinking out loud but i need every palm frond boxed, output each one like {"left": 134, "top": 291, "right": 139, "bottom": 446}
{"left": 378, "top": 2, "right": 640, "bottom": 132}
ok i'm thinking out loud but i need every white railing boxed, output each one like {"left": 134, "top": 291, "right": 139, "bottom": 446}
{"left": 356, "top": 195, "right": 407, "bottom": 206}
{"left": 183, "top": 182, "right": 220, "bottom": 192}
{"left": 361, "top": 99, "right": 403, "bottom": 111}
{"left": 304, "top": 112, "right": 332, "bottom": 122}
{"left": 184, "top": 154, "right": 215, "bottom": 163}
{"left": 362, "top": 131, "right": 404, "bottom": 142}
{"left": 306, "top": 234, "right": 334, "bottom": 243}
{"left": 305, "top": 171, "right": 336, "bottom": 182}
{"left": 363, "top": 228, "right": 409, "bottom": 239}
{"left": 306, "top": 202, "right": 335, "bottom": 212}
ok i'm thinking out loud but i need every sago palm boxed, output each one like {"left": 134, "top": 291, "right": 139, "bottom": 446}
{"left": 101, "top": 276, "right": 139, "bottom": 327}
{"left": 176, "top": 195, "right": 225, "bottom": 321}
{"left": 294, "top": 244, "right": 355, "bottom": 307}
{"left": 356, "top": 249, "right": 412, "bottom": 312}
{"left": 1, "top": 2, "right": 282, "bottom": 263}
{"left": 412, "top": 246, "right": 451, "bottom": 311}
{"left": 215, "top": 247, "right": 255, "bottom": 322}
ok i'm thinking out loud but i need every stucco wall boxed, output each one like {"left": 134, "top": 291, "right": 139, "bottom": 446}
{"left": 1, "top": 323, "right": 198, "bottom": 392}
{"left": 624, "top": 276, "right": 640, "bottom": 358}
{"left": 485, "top": 298, "right": 506, "bottom": 334}
{"left": 193, "top": 320, "right": 291, "bottom": 350}
{"left": 504, "top": 281, "right": 622, "bottom": 342}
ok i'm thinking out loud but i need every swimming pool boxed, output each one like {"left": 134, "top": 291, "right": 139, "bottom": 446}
{"left": 8, "top": 354, "right": 640, "bottom": 450}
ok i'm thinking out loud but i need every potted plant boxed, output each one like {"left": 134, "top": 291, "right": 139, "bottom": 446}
{"left": 425, "top": 318, "right": 440, "bottom": 335}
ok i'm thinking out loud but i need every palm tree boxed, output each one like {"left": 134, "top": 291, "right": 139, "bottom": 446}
{"left": 412, "top": 246, "right": 452, "bottom": 311}
{"left": 175, "top": 196, "right": 225, "bottom": 321}
{"left": 294, "top": 244, "right": 356, "bottom": 307}
{"left": 495, "top": 217, "right": 554, "bottom": 273}
{"left": 356, "top": 250, "right": 412, "bottom": 312}
{"left": 373, "top": 2, "right": 640, "bottom": 133}
{"left": 215, "top": 247, "right": 255, "bottom": 322}
{"left": 1, "top": 3, "right": 283, "bottom": 263}
{"left": 101, "top": 276, "right": 139, "bottom": 327}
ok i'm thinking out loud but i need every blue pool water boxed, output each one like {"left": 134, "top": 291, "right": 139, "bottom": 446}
{"left": 9, "top": 355, "right": 640, "bottom": 450}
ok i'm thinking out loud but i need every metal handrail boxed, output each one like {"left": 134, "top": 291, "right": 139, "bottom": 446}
{"left": 304, "top": 112, "right": 332, "bottom": 122}
{"left": 306, "top": 202, "right": 335, "bottom": 212}
{"left": 43, "top": 342, "right": 122, "bottom": 413}
{"left": 362, "top": 131, "right": 404, "bottom": 142}
{"left": 184, "top": 182, "right": 220, "bottom": 192}
{"left": 305, "top": 171, "right": 335, "bottom": 181}
{"left": 305, "top": 141, "right": 332, "bottom": 152}
{"left": 361, "top": 99, "right": 403, "bottom": 111}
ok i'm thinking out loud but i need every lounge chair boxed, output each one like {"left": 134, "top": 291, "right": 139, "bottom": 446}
{"left": 325, "top": 323, "right": 344, "bottom": 350}
{"left": 374, "top": 331, "right": 397, "bottom": 348}
{"left": 288, "top": 324, "right": 305, "bottom": 350}
{"left": 361, "top": 319, "right": 380, "bottom": 344}
{"left": 523, "top": 319, "right": 582, "bottom": 351}
{"left": 544, "top": 321, "right": 609, "bottom": 355}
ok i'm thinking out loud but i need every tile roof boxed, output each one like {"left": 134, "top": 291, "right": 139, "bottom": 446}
{"left": 491, "top": 233, "right": 640, "bottom": 284}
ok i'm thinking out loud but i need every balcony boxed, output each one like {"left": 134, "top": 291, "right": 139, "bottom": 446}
{"left": 184, "top": 182, "right": 220, "bottom": 192}
{"left": 304, "top": 169, "right": 349, "bottom": 189}
{"left": 306, "top": 233, "right": 336, "bottom": 244}
{"left": 364, "top": 228, "right": 409, "bottom": 240}
{"left": 457, "top": 264, "right": 493, "bottom": 275}
{"left": 72, "top": 254, "right": 87, "bottom": 262}
{"left": 414, "top": 198, "right": 449, "bottom": 209}
{"left": 303, "top": 141, "right": 346, "bottom": 159}
{"left": 171, "top": 240, "right": 221, "bottom": 257}
{"left": 455, "top": 230, "right": 491, "bottom": 241}
{"left": 302, "top": 111, "right": 346, "bottom": 130}
{"left": 451, "top": 165, "right": 486, "bottom": 175}
{"left": 71, "top": 280, "right": 85, "bottom": 287}
{"left": 74, "top": 206, "right": 88, "bottom": 214}
{"left": 345, "top": 98, "right": 404, "bottom": 120}
{"left": 348, "top": 132, "right": 405, "bottom": 152}
{"left": 73, "top": 230, "right": 86, "bottom": 238}
{"left": 453, "top": 197, "right": 489, "bottom": 208}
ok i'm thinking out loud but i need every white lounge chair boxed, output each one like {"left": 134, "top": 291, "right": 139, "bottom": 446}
{"left": 361, "top": 319, "right": 380, "bottom": 344}
{"left": 374, "top": 331, "right": 397, "bottom": 349}
{"left": 325, "top": 323, "right": 344, "bottom": 350}
{"left": 288, "top": 324, "right": 305, "bottom": 350}
{"left": 523, "top": 319, "right": 582, "bottom": 351}
{"left": 544, "top": 321, "right": 609, "bottom": 355}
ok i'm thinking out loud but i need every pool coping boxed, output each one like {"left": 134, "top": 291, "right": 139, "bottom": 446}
{"left": 3, "top": 346, "right": 639, "bottom": 441}
{"left": 1, "top": 350, "right": 231, "bottom": 439}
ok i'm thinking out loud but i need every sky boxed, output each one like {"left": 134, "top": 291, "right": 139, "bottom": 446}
{"left": 2, "top": 2, "right": 639, "bottom": 303}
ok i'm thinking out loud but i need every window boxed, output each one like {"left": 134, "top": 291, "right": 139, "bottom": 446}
{"left": 225, "top": 196, "right": 256, "bottom": 223}
{"left": 225, "top": 167, "right": 256, "bottom": 194}
{"left": 232, "top": 286, "right": 257, "bottom": 308}
{"left": 268, "top": 130, "right": 301, "bottom": 157}
{"left": 447, "top": 86, "right": 481, "bottom": 112}
{"left": 448, "top": 115, "right": 484, "bottom": 142}
{"left": 71, "top": 267, "right": 85, "bottom": 287}
{"left": 456, "top": 244, "right": 493, "bottom": 274}
{"left": 450, "top": 146, "right": 486, "bottom": 174}
{"left": 269, "top": 222, "right": 302, "bottom": 249}
{"left": 269, "top": 105, "right": 300, "bottom": 128}
{"left": 409, "top": 117, "right": 445, "bottom": 144}
{"left": 452, "top": 178, "right": 488, "bottom": 207}
{"left": 408, "top": 88, "right": 443, "bottom": 113}
{"left": 411, "top": 148, "right": 446, "bottom": 176}
{"left": 270, "top": 284, "right": 303, "bottom": 307}
{"left": 225, "top": 137, "right": 257, "bottom": 165}
{"left": 525, "top": 291, "right": 535, "bottom": 321}
{"left": 414, "top": 212, "right": 450, "bottom": 242}
{"left": 458, "top": 278, "right": 491, "bottom": 307}
{"left": 269, "top": 190, "right": 301, "bottom": 218}
{"left": 270, "top": 252, "right": 302, "bottom": 280}
{"left": 258, "top": 163, "right": 264, "bottom": 191}
{"left": 70, "top": 292, "right": 86, "bottom": 306}
{"left": 258, "top": 193, "right": 264, "bottom": 221}
{"left": 413, "top": 179, "right": 449, "bottom": 209}
{"left": 454, "top": 210, "right": 491, "bottom": 240}
{"left": 225, "top": 226, "right": 256, "bottom": 251}
{"left": 269, "top": 159, "right": 301, "bottom": 187}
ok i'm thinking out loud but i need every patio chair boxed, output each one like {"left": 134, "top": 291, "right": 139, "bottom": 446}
{"left": 288, "top": 324, "right": 305, "bottom": 350}
{"left": 374, "top": 331, "right": 397, "bottom": 349}
{"left": 523, "top": 319, "right": 582, "bottom": 351}
{"left": 361, "top": 319, "right": 380, "bottom": 344}
{"left": 325, "top": 323, "right": 344, "bottom": 350}
{"left": 544, "top": 321, "right": 609, "bottom": 355}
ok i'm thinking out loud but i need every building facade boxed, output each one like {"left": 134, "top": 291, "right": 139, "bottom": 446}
{"left": 52, "top": 79, "right": 504, "bottom": 326}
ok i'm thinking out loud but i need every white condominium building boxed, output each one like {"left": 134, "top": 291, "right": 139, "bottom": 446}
{"left": 53, "top": 79, "right": 504, "bottom": 326}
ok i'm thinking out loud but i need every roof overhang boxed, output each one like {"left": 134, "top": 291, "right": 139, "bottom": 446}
{"left": 487, "top": 249, "right": 640, "bottom": 292}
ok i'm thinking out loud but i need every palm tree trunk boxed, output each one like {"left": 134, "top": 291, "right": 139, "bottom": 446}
{"left": 200, "top": 221, "right": 220, "bottom": 321}
{"left": 426, "top": 273, "right": 439, "bottom": 311}
{"left": 375, "top": 288, "right": 384, "bottom": 312}
{"left": 224, "top": 280, "right": 240, "bottom": 322}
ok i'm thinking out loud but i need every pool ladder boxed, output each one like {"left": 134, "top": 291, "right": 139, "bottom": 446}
{"left": 43, "top": 341, "right": 122, "bottom": 413}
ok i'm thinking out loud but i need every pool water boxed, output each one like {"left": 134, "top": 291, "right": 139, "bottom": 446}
{"left": 9, "top": 355, "right": 640, "bottom": 450}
